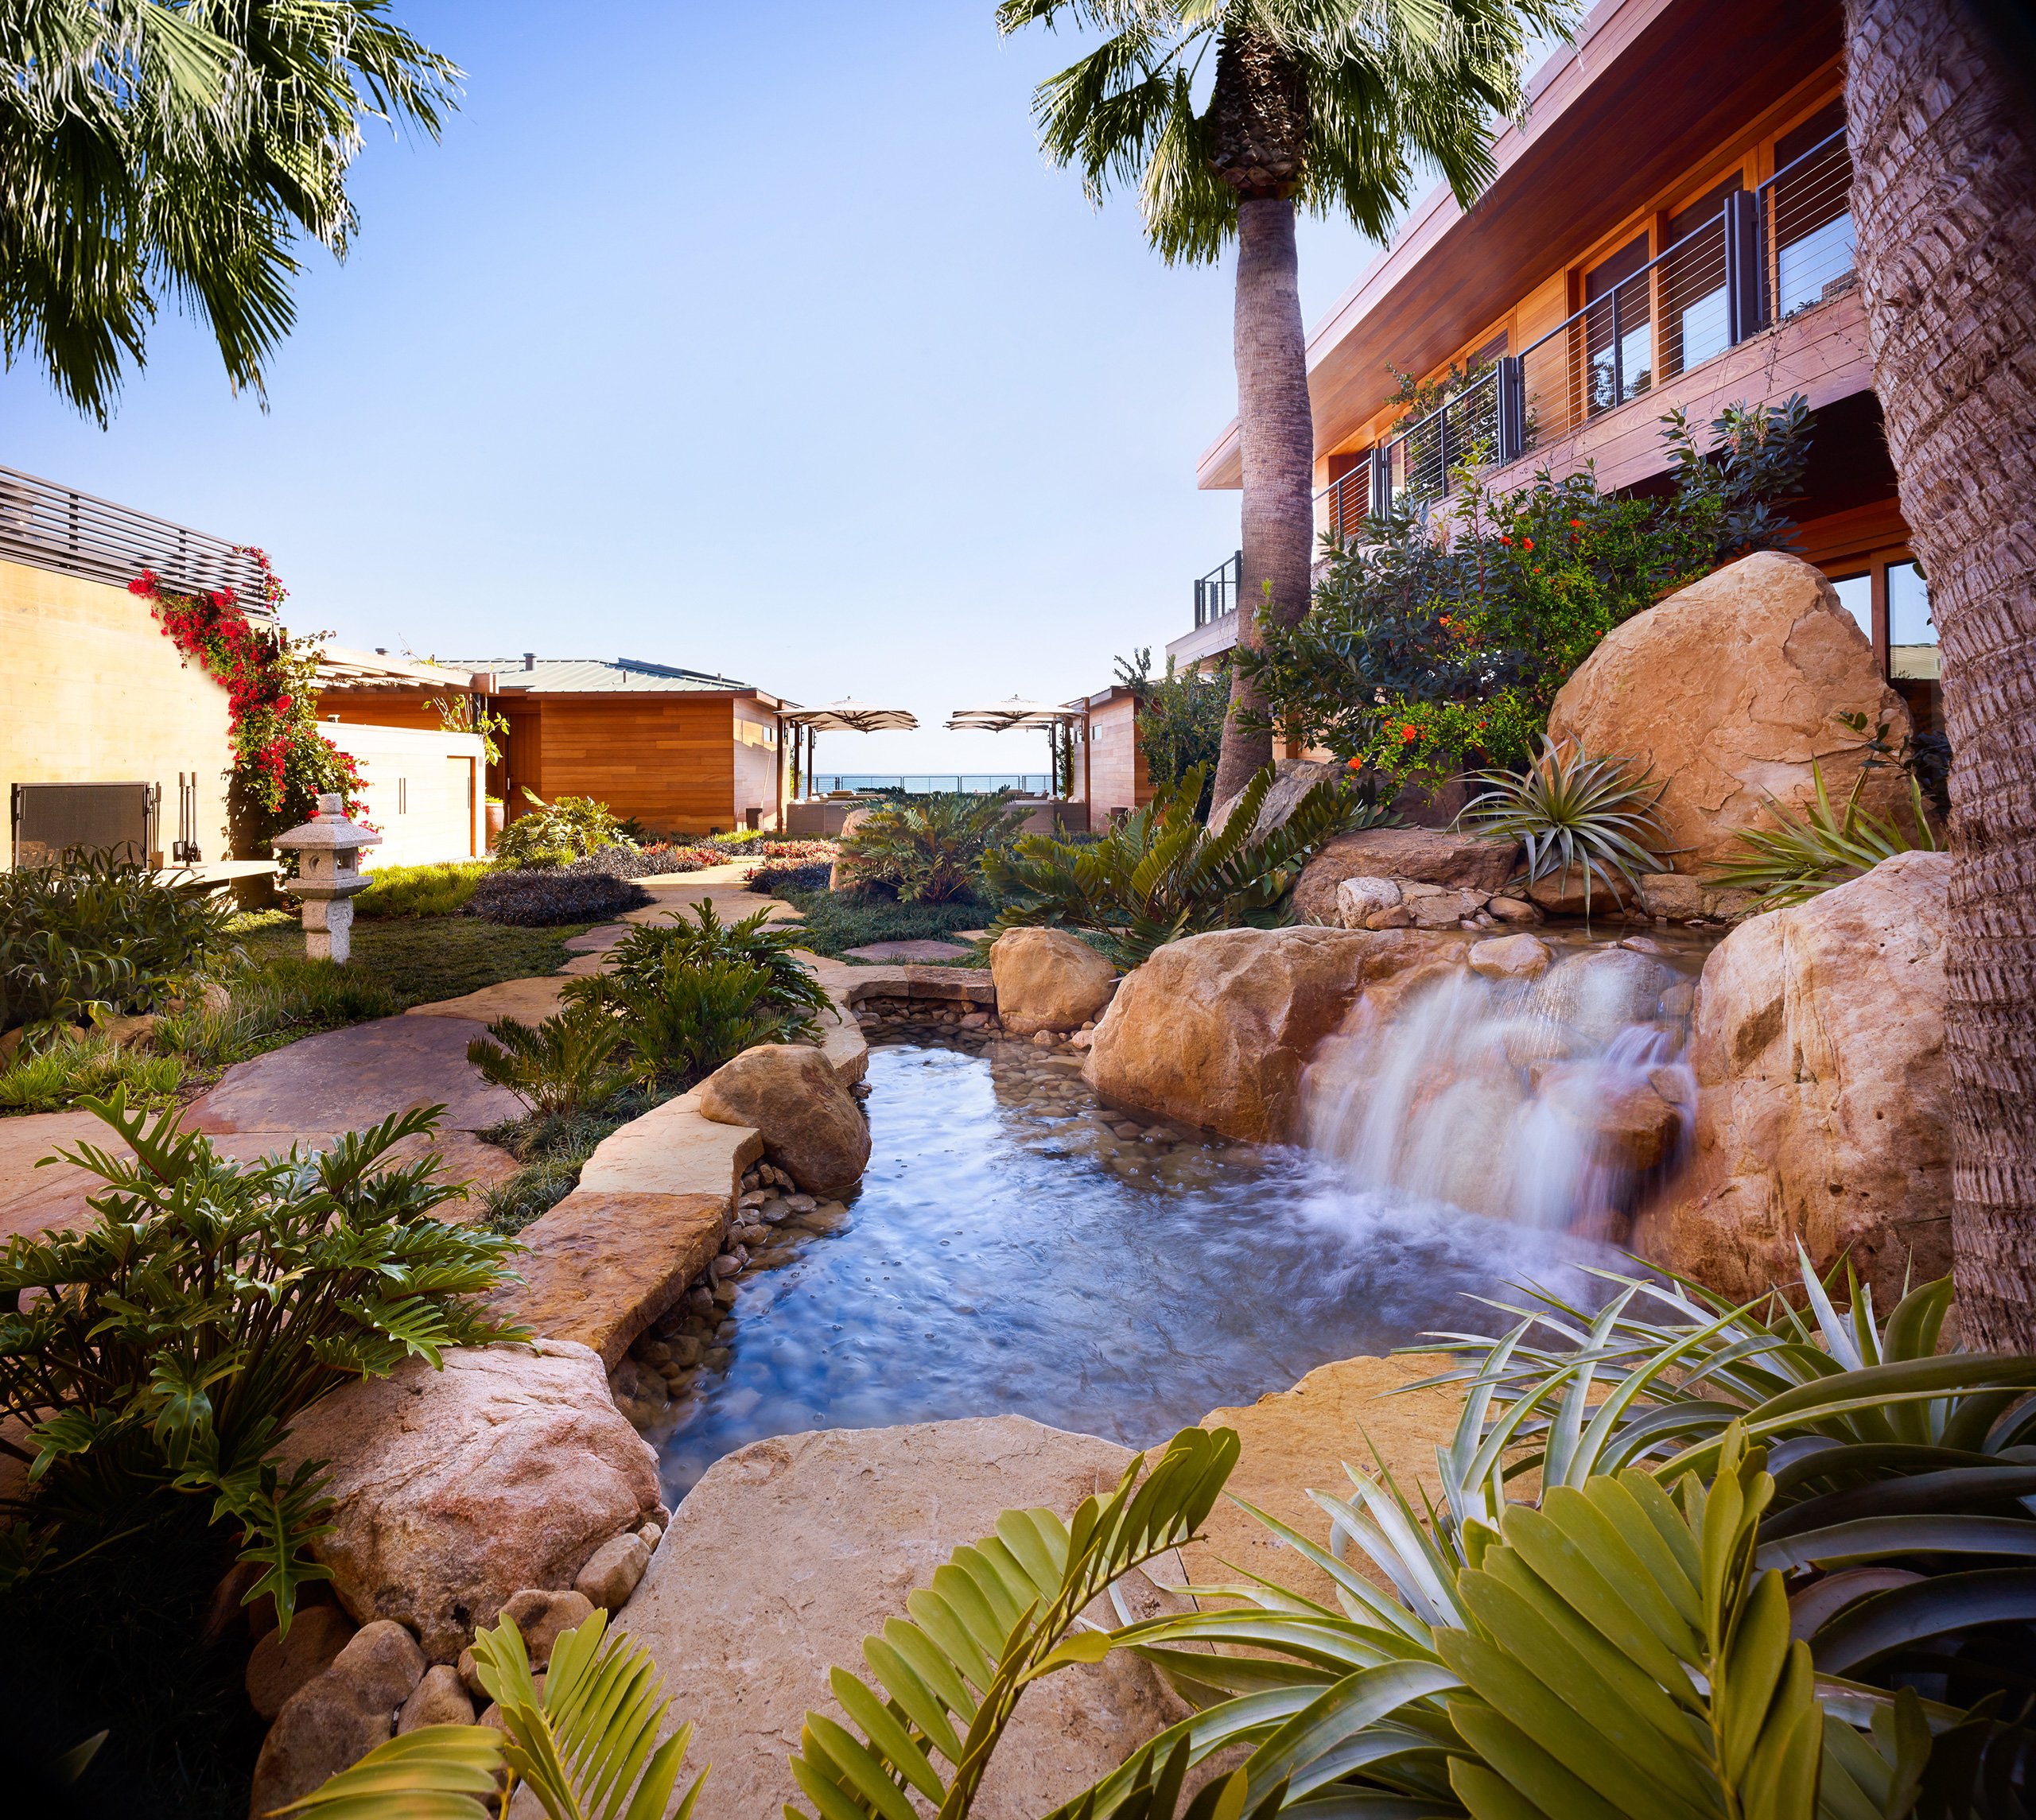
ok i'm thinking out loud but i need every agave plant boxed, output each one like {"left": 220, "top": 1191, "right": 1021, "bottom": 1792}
{"left": 278, "top": 1607, "right": 707, "bottom": 1820}
{"left": 984, "top": 764, "right": 1377, "bottom": 968}
{"left": 1457, "top": 736, "right": 1672, "bottom": 919}
{"left": 1708, "top": 763, "right": 1940, "bottom": 908}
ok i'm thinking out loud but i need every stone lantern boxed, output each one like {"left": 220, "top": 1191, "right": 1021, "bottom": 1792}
{"left": 275, "top": 794, "right": 381, "bottom": 963}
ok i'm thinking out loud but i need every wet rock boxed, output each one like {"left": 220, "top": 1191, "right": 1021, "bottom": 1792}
{"left": 1548, "top": 553, "right": 1916, "bottom": 875}
{"left": 697, "top": 1045, "right": 871, "bottom": 1198}
{"left": 575, "top": 1531, "right": 652, "bottom": 1611}
{"left": 1295, "top": 828, "right": 1519, "bottom": 925}
{"left": 1637, "top": 872, "right": 1762, "bottom": 923}
{"left": 398, "top": 1664, "right": 476, "bottom": 1733}
{"left": 1525, "top": 948, "right": 1675, "bottom": 1046}
{"left": 1539, "top": 1065, "right": 1684, "bottom": 1171}
{"left": 1333, "top": 875, "right": 1401, "bottom": 927}
{"left": 989, "top": 929, "right": 1117, "bottom": 1035}
{"left": 271, "top": 1341, "right": 662, "bottom": 1661}
{"left": 246, "top": 1605, "right": 356, "bottom": 1721}
{"left": 1634, "top": 852, "right": 1951, "bottom": 1303}
{"left": 1467, "top": 934, "right": 1551, "bottom": 980}
{"left": 1486, "top": 895, "right": 1541, "bottom": 924}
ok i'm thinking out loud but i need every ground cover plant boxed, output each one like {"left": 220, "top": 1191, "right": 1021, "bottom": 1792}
{"left": 1235, "top": 398, "right": 1816, "bottom": 783}
{"left": 352, "top": 859, "right": 494, "bottom": 918}
{"left": 464, "top": 865, "right": 651, "bottom": 926}
{"left": 986, "top": 763, "right": 1377, "bottom": 968}
{"left": 833, "top": 792, "right": 1031, "bottom": 903}
{"left": 758, "top": 884, "right": 994, "bottom": 959}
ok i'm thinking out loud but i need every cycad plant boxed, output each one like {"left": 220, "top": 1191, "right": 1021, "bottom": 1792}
{"left": 1458, "top": 735, "right": 1671, "bottom": 918}
{"left": 495, "top": 791, "right": 635, "bottom": 870}
{"left": 465, "top": 1005, "right": 635, "bottom": 1118}
{"left": 1708, "top": 763, "right": 1940, "bottom": 909}
{"left": 985, "top": 763, "right": 1374, "bottom": 968}
{"left": 588, "top": 901, "right": 830, "bottom": 1028}
{"left": 833, "top": 792, "right": 1032, "bottom": 904}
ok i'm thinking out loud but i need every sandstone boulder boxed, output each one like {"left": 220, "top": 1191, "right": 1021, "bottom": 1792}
{"left": 1525, "top": 946, "right": 1676, "bottom": 1046}
{"left": 618, "top": 1416, "right": 1191, "bottom": 1820}
{"left": 1467, "top": 933, "right": 1551, "bottom": 980}
{"left": 990, "top": 928, "right": 1117, "bottom": 1035}
{"left": 247, "top": 1621, "right": 425, "bottom": 1818}
{"left": 1295, "top": 828, "right": 1518, "bottom": 925}
{"left": 1547, "top": 552, "right": 1916, "bottom": 875}
{"left": 1209, "top": 757, "right": 1343, "bottom": 837}
{"left": 697, "top": 1044, "right": 870, "bottom": 1197}
{"left": 246, "top": 1604, "right": 356, "bottom": 1721}
{"left": 398, "top": 1664, "right": 476, "bottom": 1733}
{"left": 273, "top": 1341, "right": 662, "bottom": 1660}
{"left": 1634, "top": 852, "right": 1952, "bottom": 1303}
{"left": 1083, "top": 926, "right": 1463, "bottom": 1143}
{"left": 574, "top": 1531, "right": 652, "bottom": 1610}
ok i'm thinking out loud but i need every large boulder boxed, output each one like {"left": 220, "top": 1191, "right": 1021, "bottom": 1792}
{"left": 1294, "top": 827, "right": 1519, "bottom": 926}
{"left": 618, "top": 1416, "right": 1192, "bottom": 1820}
{"left": 1547, "top": 552, "right": 1916, "bottom": 875}
{"left": 1209, "top": 757, "right": 1343, "bottom": 837}
{"left": 1083, "top": 926, "right": 1463, "bottom": 1143}
{"left": 1633, "top": 852, "right": 1951, "bottom": 1303}
{"left": 697, "top": 1043, "right": 870, "bottom": 1197}
{"left": 274, "top": 1341, "right": 663, "bottom": 1661}
{"left": 990, "top": 928, "right": 1117, "bottom": 1034}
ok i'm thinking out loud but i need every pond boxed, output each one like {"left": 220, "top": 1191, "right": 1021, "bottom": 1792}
{"left": 645, "top": 1017, "right": 1623, "bottom": 1501}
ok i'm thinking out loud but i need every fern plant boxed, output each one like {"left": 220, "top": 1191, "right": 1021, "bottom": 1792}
{"left": 985, "top": 763, "right": 1374, "bottom": 968}
{"left": 1708, "top": 763, "right": 1940, "bottom": 908}
{"left": 1458, "top": 735, "right": 1672, "bottom": 918}
{"left": 466, "top": 1004, "right": 635, "bottom": 1118}
{"left": 0, "top": 1095, "right": 526, "bottom": 1636}
{"left": 279, "top": 1607, "right": 707, "bottom": 1820}
{"left": 833, "top": 791, "right": 1032, "bottom": 903}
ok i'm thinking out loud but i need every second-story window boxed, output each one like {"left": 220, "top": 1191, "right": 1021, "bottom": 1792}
{"left": 1663, "top": 175, "right": 1741, "bottom": 378}
{"left": 1771, "top": 99, "right": 1854, "bottom": 318}
{"left": 1584, "top": 233, "right": 1653, "bottom": 413}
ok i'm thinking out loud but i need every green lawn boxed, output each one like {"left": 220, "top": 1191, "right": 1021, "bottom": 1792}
{"left": 231, "top": 910, "right": 588, "bottom": 1007}
{"left": 767, "top": 887, "right": 993, "bottom": 961}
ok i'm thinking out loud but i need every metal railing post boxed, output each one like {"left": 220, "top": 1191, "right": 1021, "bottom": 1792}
{"left": 1609, "top": 288, "right": 1623, "bottom": 405}
{"left": 1724, "top": 189, "right": 1764, "bottom": 343}
{"left": 1497, "top": 356, "right": 1525, "bottom": 464}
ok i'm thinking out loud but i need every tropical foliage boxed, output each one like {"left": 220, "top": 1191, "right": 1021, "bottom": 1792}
{"left": 1458, "top": 736, "right": 1673, "bottom": 917}
{"left": 1115, "top": 648, "right": 1232, "bottom": 813}
{"left": 467, "top": 1005, "right": 635, "bottom": 1119}
{"left": 2, "top": 0, "right": 460, "bottom": 419}
{"left": 985, "top": 763, "right": 1377, "bottom": 968}
{"left": 0, "top": 849, "right": 238, "bottom": 1046}
{"left": 833, "top": 792, "right": 1031, "bottom": 904}
{"left": 1709, "top": 763, "right": 1941, "bottom": 909}
{"left": 581, "top": 901, "right": 830, "bottom": 1028}
{"left": 494, "top": 790, "right": 635, "bottom": 871}
{"left": 1235, "top": 400, "right": 1817, "bottom": 779}
{"left": 0, "top": 1096, "right": 524, "bottom": 1635}
{"left": 283, "top": 1607, "right": 707, "bottom": 1820}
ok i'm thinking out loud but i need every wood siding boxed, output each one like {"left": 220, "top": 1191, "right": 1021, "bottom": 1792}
{"left": 1082, "top": 695, "right": 1150, "bottom": 817}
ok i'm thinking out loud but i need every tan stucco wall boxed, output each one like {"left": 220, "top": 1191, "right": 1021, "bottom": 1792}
{"left": 1, "top": 557, "right": 235, "bottom": 863}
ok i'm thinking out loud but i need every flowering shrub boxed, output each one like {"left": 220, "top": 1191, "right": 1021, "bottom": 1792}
{"left": 129, "top": 551, "right": 364, "bottom": 847}
{"left": 740, "top": 840, "right": 836, "bottom": 865}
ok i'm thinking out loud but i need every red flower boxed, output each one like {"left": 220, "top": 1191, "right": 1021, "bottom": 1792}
{"left": 1345, "top": 756, "right": 1364, "bottom": 770}
{"left": 1521, "top": 537, "right": 1534, "bottom": 552}
{"left": 1401, "top": 724, "right": 1419, "bottom": 743}
{"left": 1498, "top": 535, "right": 1513, "bottom": 546}
{"left": 1569, "top": 518, "right": 1583, "bottom": 530}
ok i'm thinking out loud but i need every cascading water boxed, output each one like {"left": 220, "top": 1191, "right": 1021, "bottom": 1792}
{"left": 1304, "top": 937, "right": 1706, "bottom": 1240}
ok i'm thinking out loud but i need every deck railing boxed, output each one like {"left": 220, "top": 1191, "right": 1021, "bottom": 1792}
{"left": 0, "top": 464, "right": 274, "bottom": 607}
{"left": 1307, "top": 126, "right": 1856, "bottom": 551}
{"left": 1192, "top": 549, "right": 1242, "bottom": 627}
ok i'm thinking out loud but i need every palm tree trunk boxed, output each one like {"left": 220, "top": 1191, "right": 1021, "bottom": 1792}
{"left": 1846, "top": 0, "right": 2036, "bottom": 1349}
{"left": 1213, "top": 195, "right": 1315, "bottom": 810}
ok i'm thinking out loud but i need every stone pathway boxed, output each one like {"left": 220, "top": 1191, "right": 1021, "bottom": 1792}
{"left": 840, "top": 938, "right": 976, "bottom": 963}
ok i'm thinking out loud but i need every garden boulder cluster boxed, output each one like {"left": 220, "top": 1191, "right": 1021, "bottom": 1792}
{"left": 1294, "top": 826, "right": 1535, "bottom": 930}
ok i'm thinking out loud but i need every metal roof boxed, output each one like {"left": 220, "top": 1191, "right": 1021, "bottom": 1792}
{"left": 455, "top": 657, "right": 759, "bottom": 695}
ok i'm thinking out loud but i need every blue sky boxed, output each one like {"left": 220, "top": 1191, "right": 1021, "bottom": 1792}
{"left": 2, "top": 2, "right": 1389, "bottom": 774}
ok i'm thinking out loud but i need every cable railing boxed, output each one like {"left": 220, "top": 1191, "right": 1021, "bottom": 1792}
{"left": 1192, "top": 548, "right": 1242, "bottom": 627}
{"left": 0, "top": 464, "right": 274, "bottom": 607}
{"left": 1387, "top": 368, "right": 1500, "bottom": 510}
{"left": 813, "top": 775, "right": 1050, "bottom": 796}
{"left": 1315, "top": 455, "right": 1378, "bottom": 544}
{"left": 1762, "top": 127, "right": 1855, "bottom": 320}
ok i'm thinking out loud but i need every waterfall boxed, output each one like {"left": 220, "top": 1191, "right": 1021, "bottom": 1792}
{"left": 1303, "top": 941, "right": 1699, "bottom": 1239}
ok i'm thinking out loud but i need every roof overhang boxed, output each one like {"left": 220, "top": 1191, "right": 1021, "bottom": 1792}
{"left": 316, "top": 645, "right": 487, "bottom": 691}
{"left": 1196, "top": 0, "right": 1841, "bottom": 489}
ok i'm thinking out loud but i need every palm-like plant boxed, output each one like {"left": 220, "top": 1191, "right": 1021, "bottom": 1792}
{"left": 833, "top": 792, "right": 1032, "bottom": 904}
{"left": 1707, "top": 763, "right": 1939, "bottom": 909}
{"left": 1458, "top": 735, "right": 1671, "bottom": 918}
{"left": 1, "top": 0, "right": 460, "bottom": 419}
{"left": 985, "top": 762, "right": 1372, "bottom": 968}
{"left": 466, "top": 1006, "right": 635, "bottom": 1119}
{"left": 997, "top": 0, "right": 1571, "bottom": 804}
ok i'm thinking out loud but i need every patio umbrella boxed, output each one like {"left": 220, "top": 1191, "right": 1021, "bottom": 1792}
{"left": 945, "top": 696, "right": 1084, "bottom": 794}
{"left": 780, "top": 698, "right": 918, "bottom": 795}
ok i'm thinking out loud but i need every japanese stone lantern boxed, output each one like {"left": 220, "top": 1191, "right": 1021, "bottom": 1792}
{"left": 275, "top": 794, "right": 381, "bottom": 963}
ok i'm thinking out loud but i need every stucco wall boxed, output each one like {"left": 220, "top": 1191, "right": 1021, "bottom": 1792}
{"left": 340, "top": 724, "right": 488, "bottom": 869}
{"left": 1, "top": 557, "right": 235, "bottom": 864}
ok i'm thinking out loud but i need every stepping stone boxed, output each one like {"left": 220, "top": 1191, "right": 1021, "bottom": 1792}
{"left": 563, "top": 923, "right": 631, "bottom": 953}
{"left": 408, "top": 976, "right": 569, "bottom": 1025}
{"left": 185, "top": 1015, "right": 522, "bottom": 1137}
{"left": 840, "top": 939, "right": 975, "bottom": 963}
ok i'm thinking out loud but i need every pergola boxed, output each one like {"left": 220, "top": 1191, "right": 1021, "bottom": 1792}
{"left": 780, "top": 698, "right": 919, "bottom": 797}
{"left": 945, "top": 695, "right": 1085, "bottom": 797}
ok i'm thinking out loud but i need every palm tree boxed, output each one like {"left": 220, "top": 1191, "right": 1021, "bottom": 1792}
{"left": 1844, "top": 0, "right": 2036, "bottom": 1349}
{"left": 997, "top": 0, "right": 1568, "bottom": 806}
{"left": 0, "top": 0, "right": 458, "bottom": 421}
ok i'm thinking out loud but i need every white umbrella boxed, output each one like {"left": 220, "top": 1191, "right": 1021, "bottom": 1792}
{"left": 945, "top": 696, "right": 1084, "bottom": 795}
{"left": 780, "top": 698, "right": 918, "bottom": 796}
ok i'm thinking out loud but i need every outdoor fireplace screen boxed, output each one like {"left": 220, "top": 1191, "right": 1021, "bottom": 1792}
{"left": 10, "top": 781, "right": 159, "bottom": 867}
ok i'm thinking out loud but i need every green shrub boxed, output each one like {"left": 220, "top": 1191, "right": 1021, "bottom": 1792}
{"left": 466, "top": 1005, "right": 635, "bottom": 1118}
{"left": 1458, "top": 735, "right": 1673, "bottom": 917}
{"left": 833, "top": 792, "right": 1030, "bottom": 903}
{"left": 0, "top": 1033, "right": 185, "bottom": 1113}
{"left": 0, "top": 1096, "right": 525, "bottom": 1636}
{"left": 585, "top": 900, "right": 830, "bottom": 1026}
{"left": 493, "top": 790, "right": 632, "bottom": 870}
{"left": 985, "top": 763, "right": 1377, "bottom": 968}
{"left": 599, "top": 953, "right": 813, "bottom": 1089}
{"left": 354, "top": 859, "right": 494, "bottom": 918}
{"left": 764, "top": 889, "right": 993, "bottom": 960}
{"left": 0, "top": 850, "right": 239, "bottom": 1044}
{"left": 1113, "top": 648, "right": 1232, "bottom": 815}
{"left": 476, "top": 1099, "right": 648, "bottom": 1236}
{"left": 1708, "top": 762, "right": 1940, "bottom": 908}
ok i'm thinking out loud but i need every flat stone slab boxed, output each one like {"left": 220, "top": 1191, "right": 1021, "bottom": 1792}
{"left": 620, "top": 1416, "right": 1189, "bottom": 1820}
{"left": 562, "top": 923, "right": 631, "bottom": 953}
{"left": 185, "top": 1015, "right": 522, "bottom": 1135}
{"left": 406, "top": 975, "right": 569, "bottom": 1025}
{"left": 492, "top": 1189, "right": 729, "bottom": 1368}
{"left": 841, "top": 939, "right": 975, "bottom": 963}
{"left": 577, "top": 1090, "right": 761, "bottom": 1201}
{"left": 555, "top": 951, "right": 612, "bottom": 976}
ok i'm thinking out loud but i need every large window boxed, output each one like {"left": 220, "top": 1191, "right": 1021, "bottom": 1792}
{"left": 1583, "top": 233, "right": 1653, "bottom": 413}
{"left": 1818, "top": 552, "right": 1941, "bottom": 739}
{"left": 1663, "top": 176, "right": 1740, "bottom": 378}
{"left": 1771, "top": 100, "right": 1854, "bottom": 318}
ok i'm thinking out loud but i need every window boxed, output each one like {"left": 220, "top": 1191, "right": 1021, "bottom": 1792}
{"left": 1771, "top": 99, "right": 1853, "bottom": 317}
{"left": 1829, "top": 572, "right": 1871, "bottom": 638}
{"left": 1663, "top": 175, "right": 1740, "bottom": 377}
{"left": 1583, "top": 233, "right": 1653, "bottom": 413}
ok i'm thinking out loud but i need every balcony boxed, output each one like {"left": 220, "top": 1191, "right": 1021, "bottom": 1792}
{"left": 1313, "top": 125, "right": 1860, "bottom": 537}
{"left": 0, "top": 464, "right": 274, "bottom": 607}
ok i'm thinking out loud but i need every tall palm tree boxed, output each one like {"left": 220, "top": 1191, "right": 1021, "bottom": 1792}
{"left": 1844, "top": 0, "right": 2036, "bottom": 1349}
{"left": 1, "top": 0, "right": 458, "bottom": 421}
{"left": 997, "top": 0, "right": 1568, "bottom": 806}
